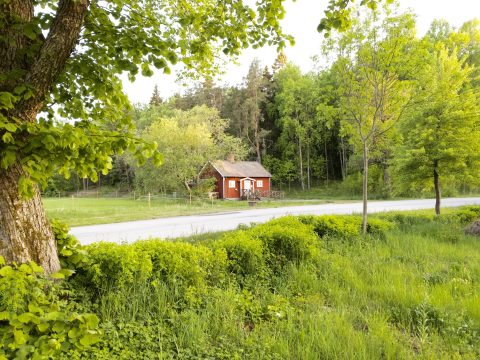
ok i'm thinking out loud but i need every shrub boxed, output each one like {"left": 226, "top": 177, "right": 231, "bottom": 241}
{"left": 51, "top": 220, "right": 88, "bottom": 270}
{"left": 379, "top": 212, "right": 436, "bottom": 227}
{"left": 0, "top": 257, "right": 101, "bottom": 359}
{"left": 366, "top": 218, "right": 396, "bottom": 238}
{"left": 82, "top": 240, "right": 228, "bottom": 310}
{"left": 440, "top": 209, "right": 479, "bottom": 224}
{"left": 85, "top": 242, "right": 153, "bottom": 289}
{"left": 299, "top": 215, "right": 361, "bottom": 239}
{"left": 248, "top": 217, "right": 320, "bottom": 270}
{"left": 212, "top": 232, "right": 266, "bottom": 282}
{"left": 133, "top": 240, "right": 228, "bottom": 292}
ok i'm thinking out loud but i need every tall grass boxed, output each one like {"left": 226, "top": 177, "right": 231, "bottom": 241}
{"left": 61, "top": 210, "right": 480, "bottom": 359}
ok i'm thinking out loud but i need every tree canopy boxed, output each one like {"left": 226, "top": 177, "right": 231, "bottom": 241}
{"left": 0, "top": 0, "right": 292, "bottom": 272}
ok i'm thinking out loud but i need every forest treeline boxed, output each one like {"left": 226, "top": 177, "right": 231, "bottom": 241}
{"left": 46, "top": 6, "right": 480, "bottom": 203}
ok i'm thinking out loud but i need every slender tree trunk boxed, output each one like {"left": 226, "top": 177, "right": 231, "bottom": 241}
{"left": 433, "top": 161, "right": 441, "bottom": 215}
{"left": 184, "top": 180, "right": 193, "bottom": 205}
{"left": 383, "top": 166, "right": 391, "bottom": 198}
{"left": 307, "top": 142, "right": 311, "bottom": 190}
{"left": 324, "top": 141, "right": 329, "bottom": 185}
{"left": 298, "top": 137, "right": 305, "bottom": 191}
{"left": 0, "top": 162, "right": 60, "bottom": 274}
{"left": 382, "top": 150, "right": 391, "bottom": 198}
{"left": 362, "top": 143, "right": 369, "bottom": 234}
{"left": 254, "top": 114, "right": 262, "bottom": 163}
{"left": 340, "top": 137, "right": 347, "bottom": 180}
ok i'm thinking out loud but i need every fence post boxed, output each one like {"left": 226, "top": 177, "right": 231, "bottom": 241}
{"left": 148, "top": 192, "right": 151, "bottom": 208}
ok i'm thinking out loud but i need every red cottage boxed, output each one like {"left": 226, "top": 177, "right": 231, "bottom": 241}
{"left": 199, "top": 159, "right": 272, "bottom": 200}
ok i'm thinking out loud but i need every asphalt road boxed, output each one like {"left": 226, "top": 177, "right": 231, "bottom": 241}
{"left": 70, "top": 197, "right": 480, "bottom": 245}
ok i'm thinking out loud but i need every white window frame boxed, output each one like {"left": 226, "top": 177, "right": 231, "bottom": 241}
{"left": 228, "top": 180, "right": 236, "bottom": 188}
{"left": 257, "top": 180, "right": 263, "bottom": 188}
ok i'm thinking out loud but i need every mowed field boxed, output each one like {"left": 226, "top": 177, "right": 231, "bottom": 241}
{"left": 43, "top": 197, "right": 342, "bottom": 227}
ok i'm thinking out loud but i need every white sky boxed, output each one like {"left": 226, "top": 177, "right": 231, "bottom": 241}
{"left": 122, "top": 0, "right": 480, "bottom": 104}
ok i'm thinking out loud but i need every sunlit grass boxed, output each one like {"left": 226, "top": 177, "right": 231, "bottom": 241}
{"left": 42, "top": 197, "right": 349, "bottom": 227}
{"left": 66, "top": 211, "right": 480, "bottom": 359}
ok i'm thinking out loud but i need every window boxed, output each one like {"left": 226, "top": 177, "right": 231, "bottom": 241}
{"left": 228, "top": 180, "right": 236, "bottom": 188}
{"left": 257, "top": 180, "right": 263, "bottom": 188}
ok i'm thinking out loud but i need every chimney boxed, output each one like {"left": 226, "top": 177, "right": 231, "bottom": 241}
{"left": 226, "top": 153, "right": 235, "bottom": 163}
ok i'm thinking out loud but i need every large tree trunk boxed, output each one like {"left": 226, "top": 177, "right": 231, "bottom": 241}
{"left": 0, "top": 0, "right": 89, "bottom": 273}
{"left": 362, "top": 143, "right": 369, "bottom": 234}
{"left": 0, "top": 163, "right": 60, "bottom": 274}
{"left": 433, "top": 161, "right": 441, "bottom": 215}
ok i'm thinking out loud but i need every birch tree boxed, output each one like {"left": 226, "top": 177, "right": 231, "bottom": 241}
{"left": 329, "top": 8, "right": 416, "bottom": 233}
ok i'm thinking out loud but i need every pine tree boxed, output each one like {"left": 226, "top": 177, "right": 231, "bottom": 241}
{"left": 272, "top": 50, "right": 288, "bottom": 73}
{"left": 149, "top": 84, "right": 163, "bottom": 106}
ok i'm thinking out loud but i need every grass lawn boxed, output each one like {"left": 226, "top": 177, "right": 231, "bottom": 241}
{"left": 43, "top": 196, "right": 349, "bottom": 227}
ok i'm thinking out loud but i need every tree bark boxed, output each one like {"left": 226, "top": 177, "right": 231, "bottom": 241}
{"left": 382, "top": 150, "right": 392, "bottom": 198}
{"left": 0, "top": 0, "right": 89, "bottom": 273}
{"left": 298, "top": 137, "right": 305, "bottom": 191}
{"left": 324, "top": 140, "right": 329, "bottom": 184}
{"left": 340, "top": 137, "right": 347, "bottom": 180}
{"left": 433, "top": 161, "right": 441, "bottom": 215}
{"left": 0, "top": 162, "right": 60, "bottom": 274}
{"left": 362, "top": 143, "right": 369, "bottom": 234}
{"left": 306, "top": 142, "right": 311, "bottom": 190}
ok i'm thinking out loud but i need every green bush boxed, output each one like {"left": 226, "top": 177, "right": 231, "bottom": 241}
{"left": 82, "top": 240, "right": 228, "bottom": 310}
{"left": 366, "top": 218, "right": 396, "bottom": 238}
{"left": 379, "top": 212, "right": 436, "bottom": 226}
{"left": 133, "top": 240, "right": 228, "bottom": 293}
{"left": 299, "top": 215, "right": 361, "bottom": 239}
{"left": 440, "top": 209, "right": 479, "bottom": 224}
{"left": 51, "top": 220, "right": 88, "bottom": 270}
{"left": 85, "top": 242, "right": 153, "bottom": 289}
{"left": 248, "top": 217, "right": 320, "bottom": 270}
{"left": 0, "top": 257, "right": 101, "bottom": 360}
{"left": 212, "top": 232, "right": 266, "bottom": 282}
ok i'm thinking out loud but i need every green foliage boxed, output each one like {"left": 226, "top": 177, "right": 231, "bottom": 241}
{"left": 393, "top": 46, "right": 480, "bottom": 202}
{"left": 299, "top": 214, "right": 395, "bottom": 239}
{"left": 366, "top": 217, "right": 396, "bottom": 237}
{"left": 5, "top": 209, "right": 480, "bottom": 358}
{"left": 1, "top": 0, "right": 291, "bottom": 198}
{"left": 135, "top": 106, "right": 246, "bottom": 194}
{"left": 212, "top": 232, "right": 266, "bottom": 282}
{"left": 51, "top": 220, "right": 88, "bottom": 270}
{"left": 82, "top": 241, "right": 228, "bottom": 310}
{"left": 318, "top": 0, "right": 391, "bottom": 35}
{"left": 273, "top": 64, "right": 323, "bottom": 188}
{"left": 57, "top": 208, "right": 480, "bottom": 358}
{"left": 248, "top": 216, "right": 321, "bottom": 269}
{"left": 300, "top": 214, "right": 360, "bottom": 238}
{"left": 0, "top": 258, "right": 100, "bottom": 359}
